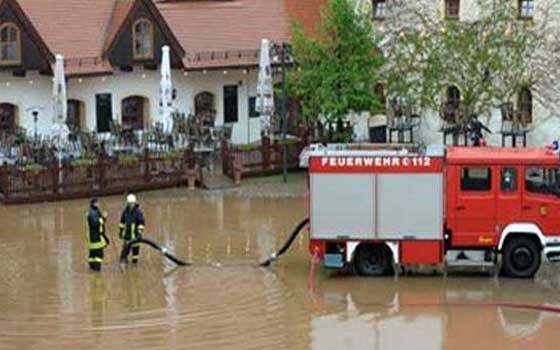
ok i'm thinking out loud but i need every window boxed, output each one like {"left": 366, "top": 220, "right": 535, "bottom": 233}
{"left": 442, "top": 85, "right": 461, "bottom": 122}
{"left": 461, "top": 167, "right": 492, "bottom": 191}
{"left": 374, "top": 82, "right": 387, "bottom": 112}
{"left": 223, "top": 85, "right": 238, "bottom": 123}
{"left": 373, "top": 0, "right": 386, "bottom": 19}
{"left": 248, "top": 97, "right": 259, "bottom": 118}
{"left": 96, "top": 93, "right": 112, "bottom": 132}
{"left": 133, "top": 19, "right": 153, "bottom": 59}
{"left": 0, "top": 23, "right": 21, "bottom": 65}
{"left": 517, "top": 87, "right": 532, "bottom": 124}
{"left": 519, "top": 0, "right": 534, "bottom": 19}
{"left": 122, "top": 95, "right": 148, "bottom": 130}
{"left": 67, "top": 99, "right": 84, "bottom": 132}
{"left": 501, "top": 167, "right": 518, "bottom": 192}
{"left": 0, "top": 103, "right": 17, "bottom": 131}
{"left": 525, "top": 167, "right": 560, "bottom": 196}
{"left": 445, "top": 0, "right": 460, "bottom": 19}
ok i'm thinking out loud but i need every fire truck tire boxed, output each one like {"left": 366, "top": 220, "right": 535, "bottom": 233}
{"left": 501, "top": 237, "right": 541, "bottom": 278}
{"left": 353, "top": 243, "right": 393, "bottom": 277}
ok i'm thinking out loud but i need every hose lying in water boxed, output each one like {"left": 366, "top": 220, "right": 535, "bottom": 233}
{"left": 259, "top": 217, "right": 310, "bottom": 267}
{"left": 120, "top": 236, "right": 191, "bottom": 266}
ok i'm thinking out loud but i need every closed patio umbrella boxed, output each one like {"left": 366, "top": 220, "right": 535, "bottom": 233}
{"left": 159, "top": 45, "right": 174, "bottom": 134}
{"left": 51, "top": 54, "right": 70, "bottom": 185}
{"left": 256, "top": 39, "right": 274, "bottom": 137}
{"left": 51, "top": 54, "right": 70, "bottom": 154}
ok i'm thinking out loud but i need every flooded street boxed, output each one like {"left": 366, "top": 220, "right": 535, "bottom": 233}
{"left": 1, "top": 176, "right": 560, "bottom": 350}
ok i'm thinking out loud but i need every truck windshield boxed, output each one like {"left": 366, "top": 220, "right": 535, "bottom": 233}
{"left": 525, "top": 167, "right": 560, "bottom": 196}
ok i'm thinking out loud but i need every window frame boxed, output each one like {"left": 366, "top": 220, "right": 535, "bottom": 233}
{"left": 0, "top": 23, "right": 22, "bottom": 66}
{"left": 501, "top": 167, "right": 518, "bottom": 193}
{"left": 442, "top": 85, "right": 461, "bottom": 123}
{"left": 460, "top": 166, "right": 492, "bottom": 192}
{"left": 372, "top": 0, "right": 386, "bottom": 20}
{"left": 223, "top": 85, "right": 239, "bottom": 124}
{"left": 248, "top": 96, "right": 259, "bottom": 118}
{"left": 525, "top": 166, "right": 560, "bottom": 197}
{"left": 445, "top": 0, "right": 460, "bottom": 20}
{"left": 132, "top": 18, "right": 154, "bottom": 60}
{"left": 517, "top": 87, "right": 533, "bottom": 124}
{"left": 518, "top": 0, "right": 535, "bottom": 20}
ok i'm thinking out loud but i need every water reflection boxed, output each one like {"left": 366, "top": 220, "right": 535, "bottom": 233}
{"left": 308, "top": 278, "right": 560, "bottom": 350}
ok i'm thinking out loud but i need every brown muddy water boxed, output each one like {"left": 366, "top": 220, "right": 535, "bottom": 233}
{"left": 1, "top": 178, "right": 560, "bottom": 350}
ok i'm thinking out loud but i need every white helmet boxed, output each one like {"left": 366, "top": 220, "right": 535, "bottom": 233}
{"left": 126, "top": 193, "right": 137, "bottom": 204}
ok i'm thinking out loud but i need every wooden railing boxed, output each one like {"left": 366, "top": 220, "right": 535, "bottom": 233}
{"left": 0, "top": 150, "right": 200, "bottom": 204}
{"left": 221, "top": 137, "right": 305, "bottom": 179}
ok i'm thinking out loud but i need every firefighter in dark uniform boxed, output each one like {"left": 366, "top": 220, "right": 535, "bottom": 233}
{"left": 119, "top": 193, "right": 145, "bottom": 264}
{"left": 86, "top": 198, "right": 109, "bottom": 271}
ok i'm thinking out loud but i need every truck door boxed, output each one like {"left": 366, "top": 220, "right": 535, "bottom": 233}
{"left": 497, "top": 166, "right": 522, "bottom": 230}
{"left": 452, "top": 165, "right": 497, "bottom": 247}
{"left": 521, "top": 166, "right": 560, "bottom": 235}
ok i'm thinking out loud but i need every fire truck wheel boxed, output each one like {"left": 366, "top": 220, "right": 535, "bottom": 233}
{"left": 354, "top": 243, "right": 393, "bottom": 277}
{"left": 502, "top": 237, "right": 541, "bottom": 278}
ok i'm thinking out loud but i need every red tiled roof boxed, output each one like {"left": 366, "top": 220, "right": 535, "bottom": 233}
{"left": 18, "top": 0, "right": 115, "bottom": 59}
{"left": 284, "top": 0, "right": 327, "bottom": 38}
{"left": 14, "top": 0, "right": 327, "bottom": 73}
{"left": 104, "top": 0, "right": 135, "bottom": 52}
{"left": 184, "top": 49, "right": 259, "bottom": 70}
{"left": 64, "top": 58, "right": 113, "bottom": 76}
{"left": 157, "top": 0, "right": 292, "bottom": 68}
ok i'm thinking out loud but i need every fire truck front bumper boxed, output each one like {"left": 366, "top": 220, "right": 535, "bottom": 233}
{"left": 544, "top": 240, "right": 560, "bottom": 263}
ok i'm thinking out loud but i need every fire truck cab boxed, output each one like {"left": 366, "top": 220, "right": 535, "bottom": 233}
{"left": 301, "top": 144, "right": 560, "bottom": 278}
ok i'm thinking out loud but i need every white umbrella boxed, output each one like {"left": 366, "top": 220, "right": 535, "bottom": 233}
{"left": 159, "top": 45, "right": 174, "bottom": 134}
{"left": 51, "top": 54, "right": 70, "bottom": 187}
{"left": 256, "top": 39, "right": 274, "bottom": 136}
{"left": 51, "top": 54, "right": 70, "bottom": 151}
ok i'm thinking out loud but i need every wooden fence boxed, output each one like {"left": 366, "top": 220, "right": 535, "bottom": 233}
{"left": 0, "top": 150, "right": 200, "bottom": 204}
{"left": 221, "top": 137, "right": 305, "bottom": 179}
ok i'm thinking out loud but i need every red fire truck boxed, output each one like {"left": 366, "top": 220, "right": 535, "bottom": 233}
{"left": 300, "top": 144, "right": 560, "bottom": 278}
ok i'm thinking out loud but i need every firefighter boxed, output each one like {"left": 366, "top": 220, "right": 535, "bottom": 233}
{"left": 86, "top": 198, "right": 109, "bottom": 271}
{"left": 119, "top": 193, "right": 145, "bottom": 264}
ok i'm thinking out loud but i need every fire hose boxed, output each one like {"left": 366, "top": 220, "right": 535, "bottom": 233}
{"left": 259, "top": 217, "right": 310, "bottom": 267}
{"left": 120, "top": 236, "right": 191, "bottom": 266}
{"left": 119, "top": 218, "right": 309, "bottom": 268}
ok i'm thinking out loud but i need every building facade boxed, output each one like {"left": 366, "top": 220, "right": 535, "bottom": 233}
{"left": 368, "top": 0, "right": 560, "bottom": 147}
{"left": 0, "top": 0, "right": 320, "bottom": 144}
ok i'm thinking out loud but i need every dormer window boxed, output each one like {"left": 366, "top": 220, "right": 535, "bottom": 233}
{"left": 133, "top": 18, "right": 153, "bottom": 60}
{"left": 0, "top": 23, "right": 21, "bottom": 65}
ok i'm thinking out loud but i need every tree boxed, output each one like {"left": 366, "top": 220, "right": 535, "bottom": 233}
{"left": 287, "top": 0, "right": 386, "bottom": 141}
{"left": 382, "top": 0, "right": 560, "bottom": 126}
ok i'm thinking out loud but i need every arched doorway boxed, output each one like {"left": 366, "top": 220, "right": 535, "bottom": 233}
{"left": 67, "top": 99, "right": 85, "bottom": 133}
{"left": 121, "top": 95, "right": 149, "bottom": 130}
{"left": 517, "top": 87, "right": 532, "bottom": 124}
{"left": 194, "top": 91, "right": 216, "bottom": 126}
{"left": 0, "top": 103, "right": 17, "bottom": 132}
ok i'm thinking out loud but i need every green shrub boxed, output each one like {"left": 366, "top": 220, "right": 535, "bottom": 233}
{"left": 22, "top": 163, "right": 45, "bottom": 174}
{"left": 118, "top": 153, "right": 139, "bottom": 165}
{"left": 71, "top": 158, "right": 95, "bottom": 167}
{"left": 162, "top": 149, "right": 184, "bottom": 160}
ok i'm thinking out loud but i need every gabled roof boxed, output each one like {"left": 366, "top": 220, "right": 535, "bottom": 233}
{"left": 103, "top": 0, "right": 185, "bottom": 60}
{"left": 0, "top": 0, "right": 54, "bottom": 66}
{"left": 7, "top": 0, "right": 327, "bottom": 74}
{"left": 157, "top": 0, "right": 292, "bottom": 69}
{"left": 17, "top": 0, "right": 113, "bottom": 59}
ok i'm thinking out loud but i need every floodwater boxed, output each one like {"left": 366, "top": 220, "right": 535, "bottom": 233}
{"left": 1, "top": 182, "right": 560, "bottom": 350}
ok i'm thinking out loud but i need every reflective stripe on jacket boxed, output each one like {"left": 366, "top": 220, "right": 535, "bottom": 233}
{"left": 86, "top": 208, "right": 107, "bottom": 250}
{"left": 119, "top": 205, "right": 145, "bottom": 241}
